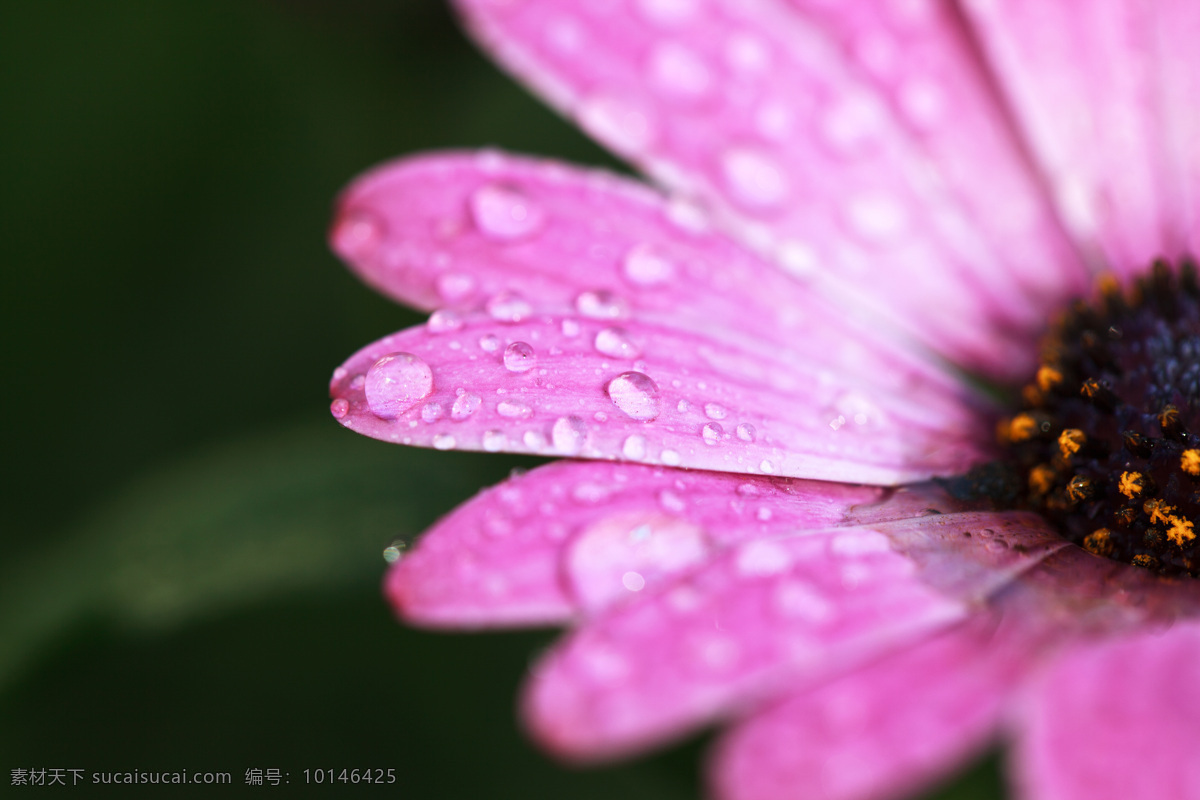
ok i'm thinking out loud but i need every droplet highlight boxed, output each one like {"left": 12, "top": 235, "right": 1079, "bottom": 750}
{"left": 364, "top": 352, "right": 434, "bottom": 420}
{"left": 503, "top": 341, "right": 537, "bottom": 372}
{"left": 607, "top": 371, "right": 661, "bottom": 421}
{"left": 470, "top": 184, "right": 544, "bottom": 241}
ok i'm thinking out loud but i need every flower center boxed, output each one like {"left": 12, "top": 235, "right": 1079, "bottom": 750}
{"left": 996, "top": 257, "right": 1200, "bottom": 577}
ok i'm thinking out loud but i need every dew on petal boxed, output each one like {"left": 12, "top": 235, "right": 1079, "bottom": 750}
{"left": 478, "top": 334, "right": 501, "bottom": 353}
{"left": 621, "top": 242, "right": 676, "bottom": 286}
{"left": 607, "top": 371, "right": 661, "bottom": 421}
{"left": 427, "top": 309, "right": 463, "bottom": 333}
{"left": 435, "top": 272, "right": 475, "bottom": 303}
{"left": 577, "top": 94, "right": 657, "bottom": 156}
{"left": 522, "top": 429, "right": 547, "bottom": 449}
{"left": 469, "top": 183, "right": 544, "bottom": 241}
{"left": 349, "top": 373, "right": 365, "bottom": 391}
{"left": 720, "top": 147, "right": 789, "bottom": 209}
{"left": 482, "top": 429, "right": 508, "bottom": 452}
{"left": 561, "top": 319, "right": 581, "bottom": 337}
{"left": 330, "top": 208, "right": 384, "bottom": 261}
{"left": 661, "top": 449, "right": 681, "bottom": 466}
{"left": 622, "top": 434, "right": 648, "bottom": 460}
{"left": 330, "top": 398, "right": 350, "bottom": 419}
{"left": 332, "top": 366, "right": 348, "bottom": 382}
{"left": 503, "top": 341, "right": 537, "bottom": 372}
{"left": 575, "top": 289, "right": 629, "bottom": 319}
{"left": 496, "top": 400, "right": 533, "bottom": 419}
{"left": 658, "top": 489, "right": 687, "bottom": 513}
{"left": 773, "top": 579, "right": 834, "bottom": 622}
{"left": 637, "top": 0, "right": 698, "bottom": 26}
{"left": 735, "top": 539, "right": 793, "bottom": 577}
{"left": 759, "top": 459, "right": 775, "bottom": 473}
{"left": 363, "top": 352, "right": 434, "bottom": 419}
{"left": 486, "top": 291, "right": 534, "bottom": 323}
{"left": 420, "top": 402, "right": 445, "bottom": 423}
{"left": 704, "top": 402, "right": 728, "bottom": 420}
{"left": 647, "top": 41, "right": 712, "bottom": 101}
{"left": 551, "top": 415, "right": 588, "bottom": 455}
{"left": 594, "top": 327, "right": 642, "bottom": 359}
{"left": 432, "top": 433, "right": 457, "bottom": 450}
{"left": 736, "top": 423, "right": 757, "bottom": 442}
{"left": 451, "top": 392, "right": 482, "bottom": 421}
{"left": 702, "top": 422, "right": 723, "bottom": 445}
{"left": 622, "top": 571, "right": 647, "bottom": 592}
{"left": 846, "top": 194, "right": 908, "bottom": 242}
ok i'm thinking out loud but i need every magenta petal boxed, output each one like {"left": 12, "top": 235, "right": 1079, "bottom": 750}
{"left": 1013, "top": 622, "right": 1200, "bottom": 800}
{"left": 451, "top": 0, "right": 1084, "bottom": 379}
{"left": 331, "top": 314, "right": 990, "bottom": 484}
{"left": 711, "top": 615, "right": 1034, "bottom": 800}
{"left": 522, "top": 527, "right": 969, "bottom": 761}
{"left": 387, "top": 460, "right": 888, "bottom": 627}
{"left": 964, "top": 1, "right": 1192, "bottom": 271}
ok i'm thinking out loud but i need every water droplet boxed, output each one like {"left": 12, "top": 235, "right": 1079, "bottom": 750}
{"left": 486, "top": 291, "right": 534, "bottom": 323}
{"left": 332, "top": 366, "right": 348, "bottom": 382}
{"left": 647, "top": 41, "right": 711, "bottom": 100}
{"left": 432, "top": 433, "right": 457, "bottom": 450}
{"left": 470, "top": 183, "right": 544, "bottom": 241}
{"left": 607, "top": 371, "right": 661, "bottom": 421}
{"left": 773, "top": 579, "right": 833, "bottom": 622}
{"left": 578, "top": 94, "right": 657, "bottom": 156}
{"left": 623, "top": 434, "right": 648, "bottom": 460}
{"left": 594, "top": 327, "right": 641, "bottom": 359}
{"left": 551, "top": 416, "right": 588, "bottom": 455}
{"left": 572, "top": 483, "right": 611, "bottom": 504}
{"left": 756, "top": 506, "right": 773, "bottom": 521}
{"left": 621, "top": 243, "right": 676, "bottom": 286}
{"left": 478, "top": 334, "right": 501, "bottom": 352}
{"left": 622, "top": 571, "right": 646, "bottom": 591}
{"left": 482, "top": 430, "right": 508, "bottom": 452}
{"left": 665, "top": 195, "right": 711, "bottom": 233}
{"left": 847, "top": 195, "right": 907, "bottom": 242}
{"left": 522, "top": 429, "right": 547, "bottom": 449}
{"left": 331, "top": 208, "right": 385, "bottom": 261}
{"left": 830, "top": 415, "right": 847, "bottom": 431}
{"left": 421, "top": 402, "right": 445, "bottom": 423}
{"left": 436, "top": 272, "right": 475, "bottom": 303}
{"left": 330, "top": 398, "right": 350, "bottom": 419}
{"left": 721, "top": 148, "right": 789, "bottom": 209}
{"left": 427, "top": 309, "right": 463, "bottom": 333}
{"left": 382, "top": 535, "right": 413, "bottom": 564}
{"left": 658, "top": 489, "right": 686, "bottom": 513}
{"left": 759, "top": 459, "right": 775, "bottom": 474}
{"left": 575, "top": 289, "right": 629, "bottom": 319}
{"left": 451, "top": 392, "right": 481, "bottom": 420}
{"left": 725, "top": 32, "right": 770, "bottom": 73}
{"left": 703, "top": 402, "right": 727, "bottom": 420}
{"left": 349, "top": 373, "right": 365, "bottom": 391}
{"left": 503, "top": 341, "right": 537, "bottom": 372}
{"left": 364, "top": 352, "right": 434, "bottom": 419}
{"left": 637, "top": 0, "right": 697, "bottom": 26}
{"left": 496, "top": 399, "right": 532, "bottom": 419}
{"left": 561, "top": 319, "right": 581, "bottom": 337}
{"left": 702, "top": 422, "right": 723, "bottom": 445}
{"left": 736, "top": 423, "right": 757, "bottom": 442}
{"left": 736, "top": 539, "right": 793, "bottom": 576}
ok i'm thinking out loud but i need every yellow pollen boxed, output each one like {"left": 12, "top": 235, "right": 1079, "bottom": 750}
{"left": 1168, "top": 517, "right": 1196, "bottom": 547}
{"left": 1160, "top": 404, "right": 1181, "bottom": 430}
{"left": 1132, "top": 554, "right": 1159, "bottom": 569}
{"left": 1118, "top": 471, "right": 1145, "bottom": 499}
{"left": 1066, "top": 476, "right": 1093, "bottom": 503}
{"left": 1144, "top": 499, "right": 1176, "bottom": 526}
{"left": 1029, "top": 464, "right": 1056, "bottom": 496}
{"left": 1083, "top": 529, "right": 1114, "bottom": 558}
{"left": 1183, "top": 449, "right": 1200, "bottom": 476}
{"left": 1037, "top": 366, "right": 1063, "bottom": 392}
{"left": 1007, "top": 414, "right": 1038, "bottom": 443}
{"left": 1058, "top": 429, "right": 1085, "bottom": 459}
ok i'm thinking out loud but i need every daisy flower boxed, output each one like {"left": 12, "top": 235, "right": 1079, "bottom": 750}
{"left": 328, "top": 1, "right": 1200, "bottom": 798}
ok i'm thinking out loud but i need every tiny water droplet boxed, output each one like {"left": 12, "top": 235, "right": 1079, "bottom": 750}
{"left": 522, "top": 429, "right": 546, "bottom": 449}
{"left": 478, "top": 334, "right": 501, "bottom": 352}
{"left": 470, "top": 183, "right": 544, "bottom": 241}
{"left": 486, "top": 291, "right": 533, "bottom": 323}
{"left": 661, "top": 449, "right": 681, "bottom": 465}
{"left": 503, "top": 341, "right": 537, "bottom": 372}
{"left": 420, "top": 402, "right": 445, "bottom": 423}
{"left": 577, "top": 94, "right": 657, "bottom": 156}
{"left": 330, "top": 398, "right": 350, "bottom": 419}
{"left": 621, "top": 243, "right": 675, "bottom": 286}
{"left": 575, "top": 289, "right": 629, "bottom": 319}
{"left": 436, "top": 273, "right": 476, "bottom": 303}
{"left": 331, "top": 208, "right": 385, "bottom": 261}
{"left": 382, "top": 534, "right": 415, "bottom": 563}
{"left": 332, "top": 366, "right": 348, "bottom": 382}
{"left": 623, "top": 434, "right": 648, "bottom": 460}
{"left": 702, "top": 422, "right": 723, "bottom": 445}
{"left": 561, "top": 319, "right": 581, "bottom": 337}
{"left": 721, "top": 147, "right": 789, "bottom": 209}
{"left": 759, "top": 459, "right": 775, "bottom": 474}
{"left": 594, "top": 327, "right": 642, "bottom": 359}
{"left": 551, "top": 416, "right": 587, "bottom": 455}
{"left": 432, "top": 433, "right": 457, "bottom": 450}
{"left": 427, "top": 309, "right": 463, "bottom": 333}
{"left": 482, "top": 430, "right": 508, "bottom": 452}
{"left": 364, "top": 352, "right": 434, "bottom": 419}
{"left": 736, "top": 423, "right": 756, "bottom": 442}
{"left": 704, "top": 402, "right": 727, "bottom": 420}
{"left": 607, "top": 371, "right": 661, "bottom": 421}
{"left": 497, "top": 400, "right": 532, "bottom": 419}
{"left": 622, "top": 571, "right": 646, "bottom": 591}
{"left": 648, "top": 41, "right": 711, "bottom": 100}
{"left": 349, "top": 374, "right": 365, "bottom": 391}
{"left": 451, "top": 392, "right": 481, "bottom": 420}
{"left": 658, "top": 489, "right": 686, "bottom": 513}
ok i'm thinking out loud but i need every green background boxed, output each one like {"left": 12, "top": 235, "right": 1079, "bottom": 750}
{"left": 0, "top": 1, "right": 1003, "bottom": 796}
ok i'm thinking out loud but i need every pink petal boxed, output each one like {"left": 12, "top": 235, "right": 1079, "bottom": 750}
{"left": 711, "top": 613, "right": 1037, "bottom": 800}
{"left": 1012, "top": 621, "right": 1200, "bottom": 800}
{"left": 522, "top": 526, "right": 974, "bottom": 761}
{"left": 1152, "top": 0, "right": 1200, "bottom": 256}
{"left": 330, "top": 314, "right": 990, "bottom": 484}
{"left": 451, "top": 0, "right": 1086, "bottom": 379}
{"left": 330, "top": 151, "right": 972, "bottom": 394}
{"left": 963, "top": 0, "right": 1191, "bottom": 272}
{"left": 387, "top": 459, "right": 887, "bottom": 627}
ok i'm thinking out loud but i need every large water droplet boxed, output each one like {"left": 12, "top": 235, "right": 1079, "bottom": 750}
{"left": 575, "top": 289, "right": 629, "bottom": 319}
{"left": 594, "top": 327, "right": 642, "bottom": 359}
{"left": 607, "top": 371, "right": 661, "bottom": 421}
{"left": 451, "top": 391, "right": 481, "bottom": 420}
{"left": 486, "top": 291, "right": 533, "bottom": 323}
{"left": 503, "top": 341, "right": 537, "bottom": 372}
{"left": 470, "top": 184, "right": 544, "bottom": 241}
{"left": 621, "top": 243, "right": 676, "bottom": 286}
{"left": 702, "top": 422, "right": 723, "bottom": 445}
{"left": 364, "top": 352, "right": 434, "bottom": 419}
{"left": 551, "top": 416, "right": 587, "bottom": 455}
{"left": 331, "top": 208, "right": 385, "bottom": 261}
{"left": 720, "top": 147, "right": 789, "bottom": 209}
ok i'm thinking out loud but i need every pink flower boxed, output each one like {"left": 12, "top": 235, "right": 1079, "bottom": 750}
{"left": 328, "top": 2, "right": 1200, "bottom": 799}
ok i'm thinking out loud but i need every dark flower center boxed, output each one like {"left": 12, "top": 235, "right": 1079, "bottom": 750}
{"left": 992, "top": 257, "right": 1200, "bottom": 577}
